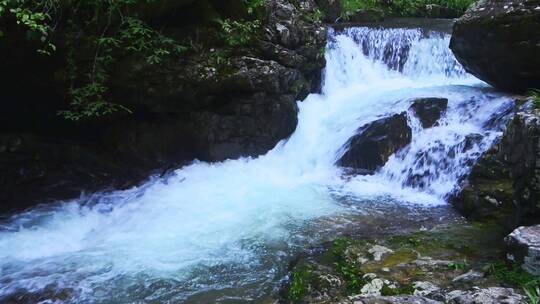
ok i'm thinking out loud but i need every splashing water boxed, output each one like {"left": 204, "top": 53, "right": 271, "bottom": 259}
{"left": 0, "top": 24, "right": 514, "bottom": 302}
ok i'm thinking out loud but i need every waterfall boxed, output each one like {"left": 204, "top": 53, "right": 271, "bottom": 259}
{"left": 0, "top": 24, "right": 513, "bottom": 303}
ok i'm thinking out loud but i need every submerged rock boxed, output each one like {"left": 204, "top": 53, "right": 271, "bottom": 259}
{"left": 450, "top": 0, "right": 540, "bottom": 92}
{"left": 505, "top": 225, "right": 540, "bottom": 275}
{"left": 409, "top": 98, "right": 448, "bottom": 129}
{"left": 337, "top": 113, "right": 412, "bottom": 172}
{"left": 446, "top": 287, "right": 524, "bottom": 304}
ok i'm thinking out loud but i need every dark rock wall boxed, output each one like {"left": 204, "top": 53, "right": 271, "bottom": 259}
{"left": 0, "top": 0, "right": 327, "bottom": 214}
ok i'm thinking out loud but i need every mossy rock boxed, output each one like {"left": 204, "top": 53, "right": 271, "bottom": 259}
{"left": 284, "top": 221, "right": 512, "bottom": 302}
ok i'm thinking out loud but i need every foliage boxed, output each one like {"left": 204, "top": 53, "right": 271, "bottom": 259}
{"left": 244, "top": 0, "right": 265, "bottom": 16}
{"left": 390, "top": 0, "right": 475, "bottom": 16}
{"left": 0, "top": 0, "right": 57, "bottom": 54}
{"left": 525, "top": 286, "right": 540, "bottom": 304}
{"left": 1, "top": 0, "right": 189, "bottom": 120}
{"left": 288, "top": 265, "right": 314, "bottom": 303}
{"left": 341, "top": 0, "right": 476, "bottom": 19}
{"left": 332, "top": 238, "right": 368, "bottom": 292}
{"left": 528, "top": 89, "right": 540, "bottom": 109}
{"left": 218, "top": 19, "right": 261, "bottom": 48}
{"left": 448, "top": 259, "right": 469, "bottom": 271}
{"left": 487, "top": 261, "right": 540, "bottom": 290}
{"left": 381, "top": 283, "right": 415, "bottom": 296}
{"left": 341, "top": 0, "right": 381, "bottom": 20}
{"left": 217, "top": 0, "right": 264, "bottom": 48}
{"left": 306, "top": 8, "right": 325, "bottom": 23}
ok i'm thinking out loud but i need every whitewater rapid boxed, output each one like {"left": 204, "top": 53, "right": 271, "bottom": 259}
{"left": 0, "top": 25, "right": 513, "bottom": 302}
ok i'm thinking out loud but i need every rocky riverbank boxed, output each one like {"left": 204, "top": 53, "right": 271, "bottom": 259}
{"left": 280, "top": 0, "right": 540, "bottom": 302}
{"left": 0, "top": 0, "right": 326, "bottom": 213}
{"left": 282, "top": 221, "right": 535, "bottom": 303}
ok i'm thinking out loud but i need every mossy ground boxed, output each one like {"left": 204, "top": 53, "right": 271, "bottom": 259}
{"left": 285, "top": 220, "right": 540, "bottom": 303}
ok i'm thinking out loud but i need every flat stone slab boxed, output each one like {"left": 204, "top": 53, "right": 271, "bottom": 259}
{"left": 446, "top": 287, "right": 524, "bottom": 304}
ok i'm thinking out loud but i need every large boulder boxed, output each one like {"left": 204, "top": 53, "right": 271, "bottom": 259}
{"left": 452, "top": 106, "right": 540, "bottom": 226}
{"left": 450, "top": 0, "right": 540, "bottom": 92}
{"left": 499, "top": 109, "right": 540, "bottom": 220}
{"left": 337, "top": 113, "right": 412, "bottom": 173}
{"left": 409, "top": 98, "right": 448, "bottom": 128}
{"left": 451, "top": 145, "right": 515, "bottom": 223}
{"left": 505, "top": 225, "right": 540, "bottom": 275}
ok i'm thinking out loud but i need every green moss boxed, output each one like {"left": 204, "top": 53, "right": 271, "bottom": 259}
{"left": 288, "top": 265, "right": 315, "bottom": 303}
{"left": 290, "top": 78, "right": 308, "bottom": 97}
{"left": 362, "top": 248, "right": 417, "bottom": 273}
{"left": 448, "top": 259, "right": 470, "bottom": 271}
{"left": 528, "top": 89, "right": 540, "bottom": 109}
{"left": 381, "top": 283, "right": 415, "bottom": 296}
{"left": 487, "top": 261, "right": 540, "bottom": 289}
{"left": 330, "top": 238, "right": 369, "bottom": 292}
{"left": 388, "top": 221, "right": 506, "bottom": 260}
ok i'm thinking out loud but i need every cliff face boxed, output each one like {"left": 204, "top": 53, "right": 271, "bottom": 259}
{"left": 450, "top": 0, "right": 540, "bottom": 93}
{"left": 0, "top": 0, "right": 327, "bottom": 213}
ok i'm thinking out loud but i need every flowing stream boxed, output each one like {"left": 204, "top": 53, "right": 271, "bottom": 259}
{"left": 0, "top": 21, "right": 514, "bottom": 303}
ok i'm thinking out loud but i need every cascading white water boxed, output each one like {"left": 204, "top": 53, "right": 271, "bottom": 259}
{"left": 0, "top": 24, "right": 514, "bottom": 303}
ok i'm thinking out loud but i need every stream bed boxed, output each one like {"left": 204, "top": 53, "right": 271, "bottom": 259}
{"left": 0, "top": 19, "right": 514, "bottom": 303}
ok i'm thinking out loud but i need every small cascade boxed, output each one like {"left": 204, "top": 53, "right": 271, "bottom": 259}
{"left": 379, "top": 95, "right": 513, "bottom": 198}
{"left": 0, "top": 23, "right": 514, "bottom": 303}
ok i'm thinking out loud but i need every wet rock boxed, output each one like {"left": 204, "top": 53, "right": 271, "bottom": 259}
{"left": 338, "top": 113, "right": 412, "bottom": 172}
{"left": 413, "top": 281, "right": 440, "bottom": 296}
{"left": 450, "top": 0, "right": 540, "bottom": 93}
{"left": 360, "top": 277, "right": 388, "bottom": 296}
{"left": 446, "top": 287, "right": 524, "bottom": 304}
{"left": 505, "top": 225, "right": 540, "bottom": 275}
{"left": 369, "top": 245, "right": 395, "bottom": 261}
{"left": 0, "top": 133, "right": 164, "bottom": 213}
{"left": 452, "top": 107, "right": 540, "bottom": 226}
{"left": 498, "top": 110, "right": 540, "bottom": 224}
{"left": 409, "top": 98, "right": 448, "bottom": 128}
{"left": 451, "top": 145, "right": 515, "bottom": 222}
{"left": 352, "top": 295, "right": 442, "bottom": 304}
{"left": 452, "top": 270, "right": 484, "bottom": 283}
{"left": 413, "top": 257, "right": 452, "bottom": 268}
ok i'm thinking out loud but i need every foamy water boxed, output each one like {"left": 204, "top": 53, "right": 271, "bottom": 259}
{"left": 0, "top": 25, "right": 513, "bottom": 303}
